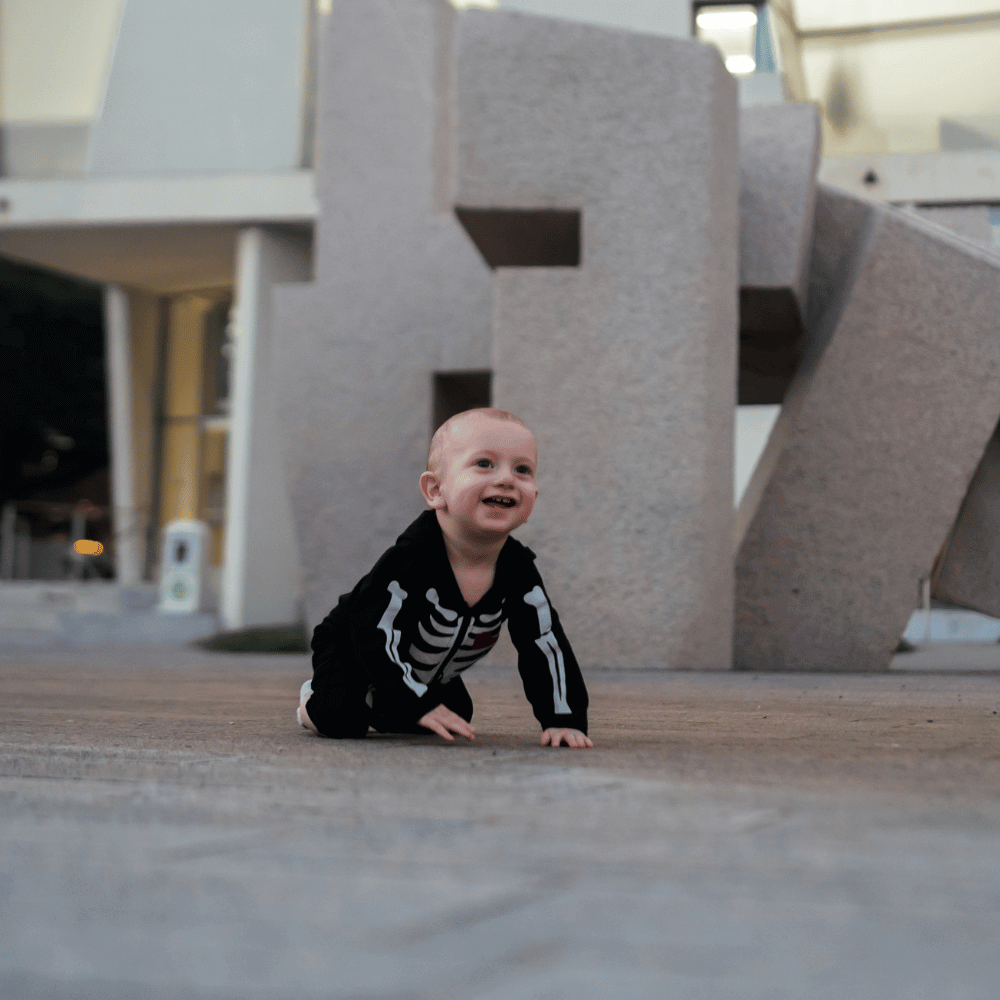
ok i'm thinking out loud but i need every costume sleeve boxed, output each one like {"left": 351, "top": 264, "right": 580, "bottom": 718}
{"left": 505, "top": 558, "right": 589, "bottom": 734}
{"left": 311, "top": 559, "right": 444, "bottom": 727}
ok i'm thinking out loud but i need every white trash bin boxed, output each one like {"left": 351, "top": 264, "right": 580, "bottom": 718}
{"left": 159, "top": 519, "right": 211, "bottom": 613}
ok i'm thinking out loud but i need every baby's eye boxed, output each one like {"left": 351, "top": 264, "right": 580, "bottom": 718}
{"left": 516, "top": 465, "right": 533, "bottom": 476}
{"left": 475, "top": 458, "right": 492, "bottom": 469}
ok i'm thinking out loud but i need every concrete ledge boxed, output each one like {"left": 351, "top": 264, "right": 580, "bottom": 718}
{"left": 819, "top": 151, "right": 1000, "bottom": 204}
{"left": 0, "top": 582, "right": 218, "bottom": 647}
{"left": 56, "top": 611, "right": 219, "bottom": 645}
{"left": 0, "top": 171, "right": 318, "bottom": 228}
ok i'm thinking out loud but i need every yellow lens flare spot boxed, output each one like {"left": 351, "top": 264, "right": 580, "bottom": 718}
{"left": 73, "top": 539, "right": 104, "bottom": 556}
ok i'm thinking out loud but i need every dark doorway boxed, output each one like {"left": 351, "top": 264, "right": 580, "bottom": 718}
{"left": 0, "top": 256, "right": 111, "bottom": 578}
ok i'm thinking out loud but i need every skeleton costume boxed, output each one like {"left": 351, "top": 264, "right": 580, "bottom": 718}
{"left": 305, "top": 510, "right": 588, "bottom": 738}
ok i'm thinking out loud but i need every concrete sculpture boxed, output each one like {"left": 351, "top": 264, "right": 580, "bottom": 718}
{"left": 273, "top": 0, "right": 739, "bottom": 668}
{"left": 269, "top": 0, "right": 1000, "bottom": 674}
{"left": 271, "top": 0, "right": 493, "bottom": 627}
{"left": 916, "top": 211, "right": 1000, "bottom": 619}
{"left": 455, "top": 11, "right": 739, "bottom": 669}
{"left": 736, "top": 184, "right": 1000, "bottom": 671}
{"left": 932, "top": 424, "right": 1000, "bottom": 617}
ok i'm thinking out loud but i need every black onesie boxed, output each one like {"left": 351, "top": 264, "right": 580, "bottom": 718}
{"left": 306, "top": 510, "right": 588, "bottom": 738}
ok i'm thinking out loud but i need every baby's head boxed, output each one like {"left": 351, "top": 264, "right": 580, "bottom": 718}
{"left": 420, "top": 408, "right": 539, "bottom": 540}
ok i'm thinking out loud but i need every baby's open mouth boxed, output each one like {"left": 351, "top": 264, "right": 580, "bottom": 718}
{"left": 483, "top": 496, "right": 516, "bottom": 508}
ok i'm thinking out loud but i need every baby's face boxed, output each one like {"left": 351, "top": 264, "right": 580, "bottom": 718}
{"left": 431, "top": 416, "right": 539, "bottom": 539}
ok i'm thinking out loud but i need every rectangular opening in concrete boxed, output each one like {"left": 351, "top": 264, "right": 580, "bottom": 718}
{"left": 738, "top": 288, "right": 805, "bottom": 405}
{"left": 455, "top": 209, "right": 581, "bottom": 268}
{"left": 433, "top": 370, "right": 492, "bottom": 433}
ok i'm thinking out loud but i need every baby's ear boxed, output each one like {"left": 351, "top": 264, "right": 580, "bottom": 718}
{"left": 419, "top": 470, "right": 445, "bottom": 508}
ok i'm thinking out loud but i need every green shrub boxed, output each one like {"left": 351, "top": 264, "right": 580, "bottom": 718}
{"left": 195, "top": 623, "right": 309, "bottom": 653}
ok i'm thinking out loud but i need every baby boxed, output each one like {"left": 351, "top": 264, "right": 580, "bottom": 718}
{"left": 298, "top": 407, "right": 592, "bottom": 747}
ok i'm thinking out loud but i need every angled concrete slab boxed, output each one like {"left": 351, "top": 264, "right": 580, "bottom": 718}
{"left": 456, "top": 11, "right": 739, "bottom": 669}
{"left": 271, "top": 0, "right": 493, "bottom": 627}
{"left": 736, "top": 184, "right": 1000, "bottom": 671}
{"left": 738, "top": 102, "right": 821, "bottom": 404}
{"left": 933, "top": 421, "right": 1000, "bottom": 617}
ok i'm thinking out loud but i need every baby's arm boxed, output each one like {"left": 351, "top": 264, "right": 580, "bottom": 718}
{"left": 540, "top": 727, "right": 593, "bottom": 748}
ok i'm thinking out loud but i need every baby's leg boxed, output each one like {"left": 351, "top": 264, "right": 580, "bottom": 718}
{"left": 297, "top": 672, "right": 371, "bottom": 739}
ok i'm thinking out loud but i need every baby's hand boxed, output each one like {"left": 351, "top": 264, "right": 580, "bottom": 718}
{"left": 540, "top": 727, "right": 593, "bottom": 748}
{"left": 419, "top": 704, "right": 476, "bottom": 742}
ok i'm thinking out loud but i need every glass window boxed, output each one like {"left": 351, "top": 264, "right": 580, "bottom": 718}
{"left": 773, "top": 1, "right": 1000, "bottom": 155}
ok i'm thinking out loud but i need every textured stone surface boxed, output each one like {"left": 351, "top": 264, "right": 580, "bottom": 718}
{"left": 739, "top": 102, "right": 821, "bottom": 308}
{"left": 271, "top": 0, "right": 493, "bottom": 628}
{"left": 456, "top": 12, "right": 739, "bottom": 669}
{"left": 736, "top": 184, "right": 1000, "bottom": 671}
{"left": 920, "top": 210, "right": 1000, "bottom": 633}
{"left": 738, "top": 102, "right": 821, "bottom": 404}
{"left": 933, "top": 422, "right": 1000, "bottom": 617}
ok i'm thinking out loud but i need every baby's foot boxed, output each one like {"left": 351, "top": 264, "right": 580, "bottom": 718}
{"left": 297, "top": 679, "right": 318, "bottom": 734}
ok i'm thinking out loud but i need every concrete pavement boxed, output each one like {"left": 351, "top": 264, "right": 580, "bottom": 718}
{"left": 2, "top": 643, "right": 1000, "bottom": 999}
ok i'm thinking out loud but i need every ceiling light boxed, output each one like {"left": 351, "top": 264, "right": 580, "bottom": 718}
{"left": 725, "top": 54, "right": 757, "bottom": 75}
{"left": 697, "top": 9, "right": 758, "bottom": 31}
